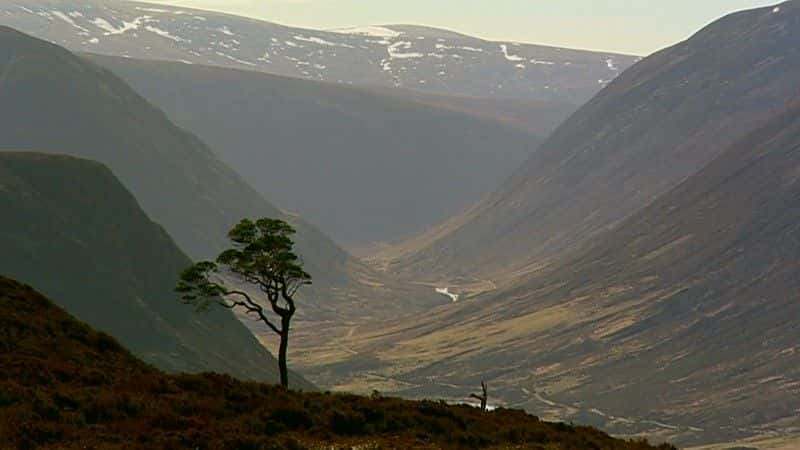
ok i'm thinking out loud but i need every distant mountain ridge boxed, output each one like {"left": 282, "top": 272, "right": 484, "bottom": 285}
{"left": 0, "top": 152, "right": 313, "bottom": 388}
{"left": 0, "top": 0, "right": 638, "bottom": 104}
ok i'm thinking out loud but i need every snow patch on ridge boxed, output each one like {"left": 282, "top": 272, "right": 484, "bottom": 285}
{"left": 214, "top": 51, "right": 256, "bottom": 66}
{"left": 145, "top": 25, "right": 189, "bottom": 42}
{"left": 388, "top": 41, "right": 423, "bottom": 59}
{"left": 91, "top": 16, "right": 149, "bottom": 35}
{"left": 500, "top": 44, "right": 524, "bottom": 62}
{"left": 294, "top": 35, "right": 354, "bottom": 48}
{"left": 217, "top": 25, "right": 234, "bottom": 36}
{"left": 332, "top": 26, "right": 402, "bottom": 38}
{"left": 51, "top": 10, "right": 90, "bottom": 33}
{"left": 135, "top": 7, "right": 188, "bottom": 15}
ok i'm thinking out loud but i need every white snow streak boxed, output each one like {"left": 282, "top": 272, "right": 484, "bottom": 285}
{"left": 500, "top": 44, "right": 524, "bottom": 62}
{"left": 214, "top": 51, "right": 256, "bottom": 66}
{"left": 145, "top": 25, "right": 189, "bottom": 42}
{"left": 91, "top": 16, "right": 149, "bottom": 35}
{"left": 332, "top": 26, "right": 401, "bottom": 38}
{"left": 436, "top": 287, "right": 460, "bottom": 303}
{"left": 294, "top": 35, "right": 354, "bottom": 48}
{"left": 388, "top": 41, "right": 423, "bottom": 59}
{"left": 135, "top": 7, "right": 188, "bottom": 15}
{"left": 51, "top": 10, "right": 90, "bottom": 33}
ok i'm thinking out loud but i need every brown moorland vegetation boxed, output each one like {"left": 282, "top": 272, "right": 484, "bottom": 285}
{"left": 0, "top": 275, "right": 674, "bottom": 450}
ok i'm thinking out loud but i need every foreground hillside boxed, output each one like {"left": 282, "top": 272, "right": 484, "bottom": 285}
{"left": 0, "top": 276, "right": 672, "bottom": 450}
{"left": 0, "top": 0, "right": 637, "bottom": 104}
{"left": 0, "top": 152, "right": 311, "bottom": 388}
{"left": 89, "top": 54, "right": 548, "bottom": 247}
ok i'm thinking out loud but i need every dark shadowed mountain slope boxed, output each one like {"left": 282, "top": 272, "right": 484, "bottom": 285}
{"left": 381, "top": 1, "right": 800, "bottom": 287}
{"left": 0, "top": 275, "right": 673, "bottom": 450}
{"left": 0, "top": 152, "right": 312, "bottom": 388}
{"left": 0, "top": 26, "right": 286, "bottom": 256}
{"left": 333, "top": 99, "right": 800, "bottom": 447}
{"left": 0, "top": 25, "right": 388, "bottom": 312}
{"left": 0, "top": 0, "right": 637, "bottom": 104}
{"left": 88, "top": 54, "right": 551, "bottom": 247}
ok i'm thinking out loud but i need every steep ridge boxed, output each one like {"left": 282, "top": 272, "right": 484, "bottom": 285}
{"left": 87, "top": 54, "right": 551, "bottom": 248}
{"left": 0, "top": 26, "right": 433, "bottom": 320}
{"left": 383, "top": 1, "right": 800, "bottom": 288}
{"left": 0, "top": 152, "right": 312, "bottom": 388}
{"left": 335, "top": 99, "right": 800, "bottom": 446}
{"left": 0, "top": 0, "right": 637, "bottom": 104}
{"left": 0, "top": 25, "right": 295, "bottom": 258}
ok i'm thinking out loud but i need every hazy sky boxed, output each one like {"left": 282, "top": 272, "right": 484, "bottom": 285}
{"left": 148, "top": 0, "right": 779, "bottom": 55}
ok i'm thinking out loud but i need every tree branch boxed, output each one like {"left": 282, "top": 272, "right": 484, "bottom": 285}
{"left": 222, "top": 290, "right": 282, "bottom": 335}
{"left": 280, "top": 283, "right": 297, "bottom": 314}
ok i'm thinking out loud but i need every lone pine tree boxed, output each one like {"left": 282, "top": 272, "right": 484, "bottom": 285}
{"left": 177, "top": 218, "right": 311, "bottom": 388}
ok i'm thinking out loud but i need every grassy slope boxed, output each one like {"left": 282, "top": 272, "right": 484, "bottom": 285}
{"left": 0, "top": 152, "right": 312, "bottom": 388}
{"left": 331, "top": 100, "right": 800, "bottom": 446}
{"left": 383, "top": 2, "right": 800, "bottom": 286}
{"left": 0, "top": 274, "right": 674, "bottom": 450}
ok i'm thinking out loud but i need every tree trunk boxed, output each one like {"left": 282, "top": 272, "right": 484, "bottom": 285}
{"left": 470, "top": 381, "right": 488, "bottom": 412}
{"left": 278, "top": 315, "right": 291, "bottom": 388}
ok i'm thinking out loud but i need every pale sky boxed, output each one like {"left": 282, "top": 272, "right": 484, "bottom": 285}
{"left": 146, "top": 0, "right": 781, "bottom": 55}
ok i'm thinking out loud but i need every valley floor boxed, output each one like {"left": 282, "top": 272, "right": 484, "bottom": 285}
{"left": 688, "top": 433, "right": 800, "bottom": 450}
